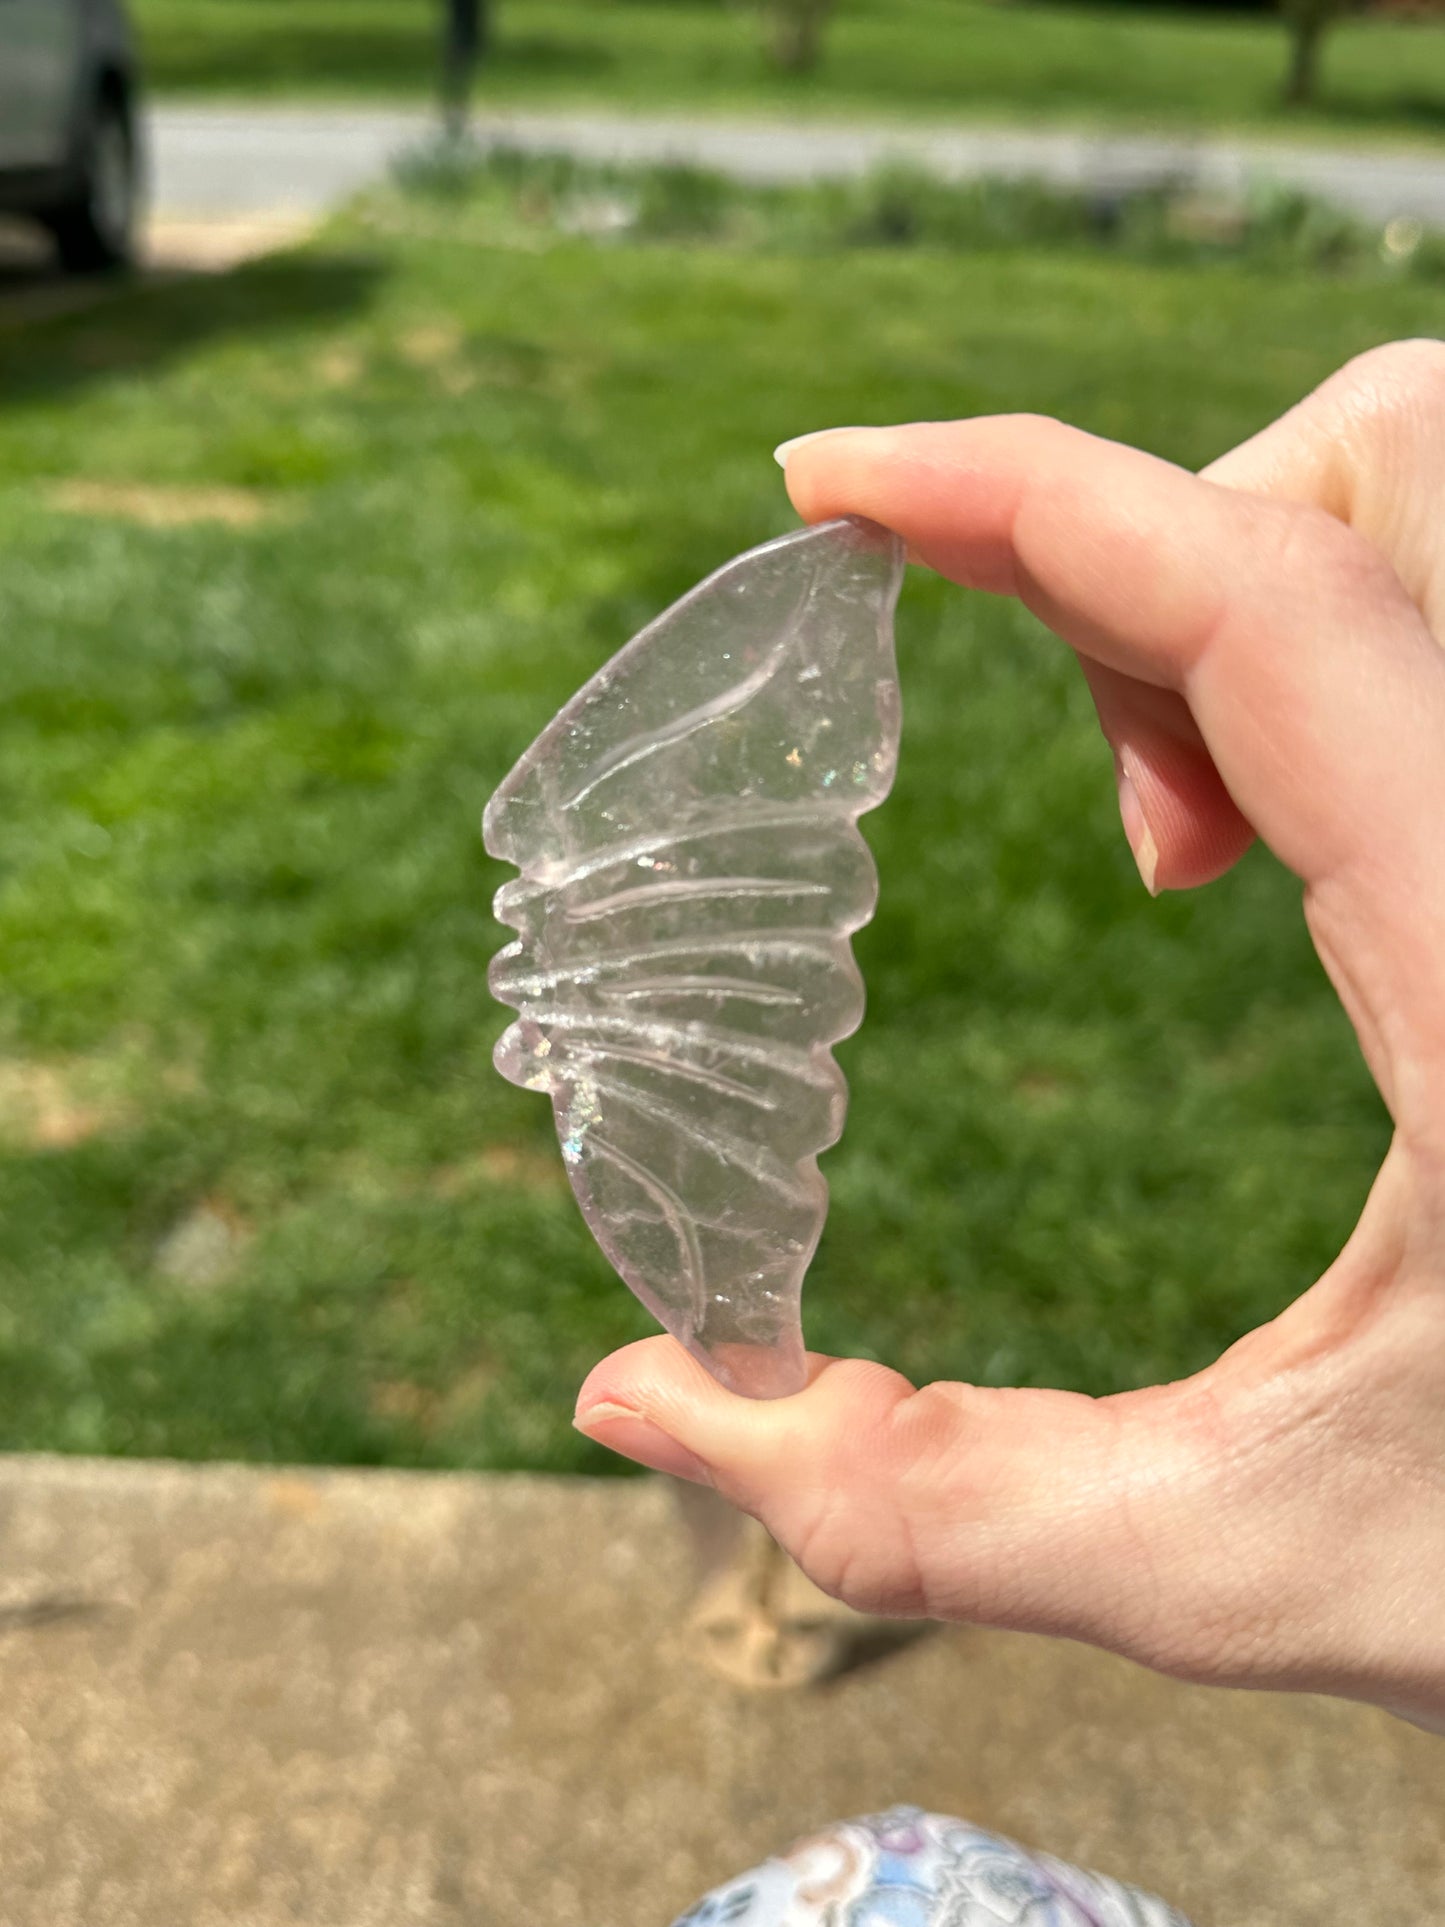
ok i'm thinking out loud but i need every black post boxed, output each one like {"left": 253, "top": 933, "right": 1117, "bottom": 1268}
{"left": 442, "top": 0, "right": 485, "bottom": 137}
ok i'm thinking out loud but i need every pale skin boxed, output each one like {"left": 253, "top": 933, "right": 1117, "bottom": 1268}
{"left": 575, "top": 339, "right": 1445, "bottom": 1735}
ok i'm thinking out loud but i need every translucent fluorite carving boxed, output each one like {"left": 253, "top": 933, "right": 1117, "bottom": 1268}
{"left": 484, "top": 517, "right": 904, "bottom": 1399}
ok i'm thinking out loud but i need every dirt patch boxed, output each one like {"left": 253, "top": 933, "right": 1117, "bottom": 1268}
{"left": 45, "top": 480, "right": 282, "bottom": 530}
{"left": 145, "top": 213, "right": 318, "bottom": 274}
{"left": 398, "top": 321, "right": 464, "bottom": 366}
{"left": 0, "top": 1059, "right": 132, "bottom": 1151}
{"left": 314, "top": 343, "right": 366, "bottom": 388}
{"left": 1012, "top": 1067, "right": 1077, "bottom": 1110}
{"left": 154, "top": 1200, "right": 252, "bottom": 1291}
{"left": 369, "top": 1358, "right": 499, "bottom": 1438}
{"left": 396, "top": 321, "right": 476, "bottom": 395}
{"left": 431, "top": 1143, "right": 565, "bottom": 1198}
{"left": 370, "top": 1380, "right": 438, "bottom": 1427}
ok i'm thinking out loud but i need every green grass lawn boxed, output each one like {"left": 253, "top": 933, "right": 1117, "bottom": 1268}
{"left": 0, "top": 161, "right": 1430, "bottom": 1472}
{"left": 131, "top": 0, "right": 1445, "bottom": 141}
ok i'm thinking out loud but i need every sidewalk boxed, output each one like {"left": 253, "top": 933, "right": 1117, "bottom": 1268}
{"left": 0, "top": 1454, "right": 1440, "bottom": 1924}
{"left": 151, "top": 102, "right": 1445, "bottom": 228}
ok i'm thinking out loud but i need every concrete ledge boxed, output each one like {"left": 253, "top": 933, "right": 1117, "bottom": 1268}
{"left": 0, "top": 1454, "right": 1440, "bottom": 1923}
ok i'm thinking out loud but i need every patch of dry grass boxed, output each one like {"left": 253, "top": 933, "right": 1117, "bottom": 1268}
{"left": 44, "top": 479, "right": 284, "bottom": 529}
{"left": 0, "top": 1058, "right": 133, "bottom": 1151}
{"left": 430, "top": 1145, "right": 566, "bottom": 1199}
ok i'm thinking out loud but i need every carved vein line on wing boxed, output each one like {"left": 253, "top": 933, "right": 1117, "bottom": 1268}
{"left": 555, "top": 585, "right": 810, "bottom": 812}
{"left": 491, "top": 931, "right": 867, "bottom": 999}
{"left": 515, "top": 1008, "right": 844, "bottom": 1087}
{"left": 582, "top": 1133, "right": 706, "bottom": 1320}
{"left": 493, "top": 804, "right": 858, "bottom": 912}
{"left": 581, "top": 1073, "right": 826, "bottom": 1204}
{"left": 564, "top": 1039, "right": 779, "bottom": 1109}
{"left": 597, "top": 976, "right": 805, "bottom": 1009}
{"left": 562, "top": 876, "right": 832, "bottom": 923}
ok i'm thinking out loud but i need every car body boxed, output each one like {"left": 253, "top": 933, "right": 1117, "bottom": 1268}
{"left": 0, "top": 0, "right": 142, "bottom": 270}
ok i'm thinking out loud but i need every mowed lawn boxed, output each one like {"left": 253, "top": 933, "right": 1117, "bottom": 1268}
{"left": 132, "top": 0, "right": 1445, "bottom": 140}
{"left": 0, "top": 170, "right": 1430, "bottom": 1472}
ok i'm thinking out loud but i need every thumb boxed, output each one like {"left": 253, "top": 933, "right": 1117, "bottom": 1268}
{"left": 575, "top": 1336, "right": 1193, "bottom": 1641}
{"left": 574, "top": 1180, "right": 1445, "bottom": 1722}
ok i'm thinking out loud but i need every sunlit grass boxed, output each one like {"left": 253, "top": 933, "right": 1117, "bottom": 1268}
{"left": 0, "top": 160, "right": 1425, "bottom": 1469}
{"left": 131, "top": 0, "right": 1445, "bottom": 140}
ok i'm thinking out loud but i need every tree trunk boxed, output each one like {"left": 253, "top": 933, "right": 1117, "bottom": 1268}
{"left": 769, "top": 0, "right": 835, "bottom": 76}
{"left": 1282, "top": 3, "right": 1328, "bottom": 106}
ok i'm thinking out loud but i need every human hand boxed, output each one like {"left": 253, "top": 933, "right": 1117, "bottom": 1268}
{"left": 575, "top": 341, "right": 1445, "bottom": 1732}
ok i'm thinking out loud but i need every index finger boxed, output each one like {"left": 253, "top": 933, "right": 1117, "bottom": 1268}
{"left": 783, "top": 417, "right": 1445, "bottom": 1119}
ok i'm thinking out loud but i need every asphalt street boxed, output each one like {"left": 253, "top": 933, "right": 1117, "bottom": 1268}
{"left": 150, "top": 103, "right": 1445, "bottom": 228}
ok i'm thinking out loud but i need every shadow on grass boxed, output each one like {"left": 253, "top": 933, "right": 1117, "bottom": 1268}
{"left": 143, "top": 23, "right": 440, "bottom": 94}
{"left": 145, "top": 24, "right": 618, "bottom": 94}
{"left": 0, "top": 251, "right": 388, "bottom": 409}
{"left": 496, "top": 33, "right": 618, "bottom": 80}
{"left": 1312, "top": 88, "right": 1445, "bottom": 134}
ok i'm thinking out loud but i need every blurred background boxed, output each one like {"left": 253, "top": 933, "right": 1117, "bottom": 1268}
{"left": 3, "top": 0, "right": 1442, "bottom": 1476}
{"left": 2, "top": 5, "right": 1445, "bottom": 1923}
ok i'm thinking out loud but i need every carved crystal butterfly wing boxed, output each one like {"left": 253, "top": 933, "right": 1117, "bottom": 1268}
{"left": 484, "top": 516, "right": 904, "bottom": 1398}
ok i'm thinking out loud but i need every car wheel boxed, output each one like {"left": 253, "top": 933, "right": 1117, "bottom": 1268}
{"left": 46, "top": 87, "right": 140, "bottom": 275}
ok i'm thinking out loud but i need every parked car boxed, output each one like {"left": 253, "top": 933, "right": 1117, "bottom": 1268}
{"left": 0, "top": 0, "right": 142, "bottom": 271}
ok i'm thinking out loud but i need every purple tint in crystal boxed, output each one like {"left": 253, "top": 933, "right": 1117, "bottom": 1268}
{"left": 484, "top": 517, "right": 905, "bottom": 1399}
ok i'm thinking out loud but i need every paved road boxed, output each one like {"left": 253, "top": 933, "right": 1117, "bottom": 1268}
{"left": 151, "top": 102, "right": 1445, "bottom": 228}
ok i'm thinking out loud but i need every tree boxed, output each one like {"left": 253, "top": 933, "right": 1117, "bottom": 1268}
{"left": 441, "top": 0, "right": 490, "bottom": 134}
{"left": 1279, "top": 0, "right": 1346, "bottom": 106}
{"left": 765, "top": 0, "right": 836, "bottom": 76}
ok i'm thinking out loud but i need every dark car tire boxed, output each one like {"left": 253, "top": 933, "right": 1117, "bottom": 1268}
{"left": 45, "top": 85, "right": 140, "bottom": 275}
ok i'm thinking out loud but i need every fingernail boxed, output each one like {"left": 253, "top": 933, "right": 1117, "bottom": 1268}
{"left": 773, "top": 427, "right": 860, "bottom": 469}
{"left": 1117, "top": 760, "right": 1160, "bottom": 896}
{"left": 573, "top": 1400, "right": 713, "bottom": 1485}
